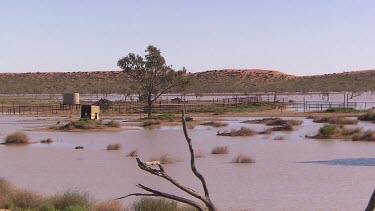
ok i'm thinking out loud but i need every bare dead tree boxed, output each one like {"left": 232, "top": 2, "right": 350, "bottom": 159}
{"left": 365, "top": 189, "right": 375, "bottom": 211}
{"left": 117, "top": 111, "right": 216, "bottom": 211}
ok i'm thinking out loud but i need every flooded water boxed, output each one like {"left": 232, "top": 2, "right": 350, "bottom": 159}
{"left": 1, "top": 116, "right": 375, "bottom": 210}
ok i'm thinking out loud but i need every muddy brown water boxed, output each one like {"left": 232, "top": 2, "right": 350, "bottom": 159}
{"left": 0, "top": 116, "right": 375, "bottom": 210}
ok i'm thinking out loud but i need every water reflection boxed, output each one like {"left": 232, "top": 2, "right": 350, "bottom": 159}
{"left": 300, "top": 158, "right": 375, "bottom": 166}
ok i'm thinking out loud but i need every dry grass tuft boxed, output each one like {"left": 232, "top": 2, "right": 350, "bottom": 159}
{"left": 107, "top": 143, "right": 121, "bottom": 150}
{"left": 313, "top": 116, "right": 358, "bottom": 125}
{"left": 265, "top": 119, "right": 303, "bottom": 126}
{"left": 94, "top": 200, "right": 124, "bottom": 211}
{"left": 274, "top": 136, "right": 285, "bottom": 140}
{"left": 352, "top": 130, "right": 375, "bottom": 141}
{"left": 194, "top": 151, "right": 205, "bottom": 159}
{"left": 231, "top": 154, "right": 256, "bottom": 163}
{"left": 3, "top": 132, "right": 29, "bottom": 144}
{"left": 40, "top": 138, "right": 53, "bottom": 144}
{"left": 211, "top": 146, "right": 229, "bottom": 154}
{"left": 201, "top": 121, "right": 228, "bottom": 127}
{"left": 217, "top": 127, "right": 256, "bottom": 136}
{"left": 141, "top": 120, "right": 161, "bottom": 127}
{"left": 105, "top": 120, "right": 121, "bottom": 128}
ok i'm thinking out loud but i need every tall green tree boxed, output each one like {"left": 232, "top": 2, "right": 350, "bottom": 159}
{"left": 117, "top": 45, "right": 189, "bottom": 116}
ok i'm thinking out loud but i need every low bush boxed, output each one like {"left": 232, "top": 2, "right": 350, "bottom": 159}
{"left": 325, "top": 108, "right": 360, "bottom": 113}
{"left": 318, "top": 124, "right": 336, "bottom": 136}
{"left": 265, "top": 119, "right": 303, "bottom": 126}
{"left": 49, "top": 190, "right": 93, "bottom": 211}
{"left": 94, "top": 200, "right": 123, "bottom": 211}
{"left": 211, "top": 146, "right": 229, "bottom": 154}
{"left": 352, "top": 131, "right": 375, "bottom": 141}
{"left": 141, "top": 120, "right": 161, "bottom": 127}
{"left": 218, "top": 127, "right": 256, "bottom": 136}
{"left": 4, "top": 132, "right": 29, "bottom": 144}
{"left": 4, "top": 189, "right": 44, "bottom": 210}
{"left": 40, "top": 138, "right": 53, "bottom": 144}
{"left": 241, "top": 117, "right": 280, "bottom": 124}
{"left": 75, "top": 146, "right": 84, "bottom": 149}
{"left": 231, "top": 154, "right": 256, "bottom": 163}
{"left": 201, "top": 121, "right": 228, "bottom": 127}
{"left": 130, "top": 197, "right": 177, "bottom": 211}
{"left": 358, "top": 112, "right": 375, "bottom": 121}
{"left": 313, "top": 116, "right": 358, "bottom": 125}
{"left": 194, "top": 151, "right": 205, "bottom": 158}
{"left": 274, "top": 136, "right": 285, "bottom": 140}
{"left": 61, "top": 119, "right": 104, "bottom": 130}
{"left": 105, "top": 120, "right": 120, "bottom": 128}
{"left": 106, "top": 143, "right": 121, "bottom": 151}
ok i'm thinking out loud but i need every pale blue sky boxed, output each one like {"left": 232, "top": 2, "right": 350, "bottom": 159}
{"left": 1, "top": 0, "right": 375, "bottom": 75}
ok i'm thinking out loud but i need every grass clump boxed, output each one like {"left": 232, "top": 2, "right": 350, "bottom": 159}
{"left": 130, "top": 197, "right": 179, "bottom": 211}
{"left": 211, "top": 146, "right": 229, "bottom": 154}
{"left": 231, "top": 154, "right": 256, "bottom": 163}
{"left": 313, "top": 116, "right": 358, "bottom": 125}
{"left": 318, "top": 124, "right": 336, "bottom": 136}
{"left": 358, "top": 112, "right": 375, "bottom": 121}
{"left": 265, "top": 119, "right": 303, "bottom": 126}
{"left": 241, "top": 117, "right": 280, "bottom": 124}
{"left": 61, "top": 119, "right": 104, "bottom": 130}
{"left": 106, "top": 143, "right": 121, "bottom": 150}
{"left": 325, "top": 108, "right": 360, "bottom": 113}
{"left": 352, "top": 131, "right": 375, "bottom": 141}
{"left": 95, "top": 200, "right": 124, "bottom": 211}
{"left": 141, "top": 119, "right": 161, "bottom": 127}
{"left": 126, "top": 149, "right": 138, "bottom": 157}
{"left": 201, "top": 121, "right": 228, "bottom": 127}
{"left": 217, "top": 127, "right": 256, "bottom": 136}
{"left": 105, "top": 120, "right": 121, "bottom": 128}
{"left": 3, "top": 132, "right": 29, "bottom": 144}
{"left": 75, "top": 146, "right": 84, "bottom": 149}
{"left": 40, "top": 138, "right": 53, "bottom": 144}
{"left": 49, "top": 190, "right": 93, "bottom": 211}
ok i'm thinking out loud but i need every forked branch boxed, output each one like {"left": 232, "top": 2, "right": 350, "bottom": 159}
{"left": 118, "top": 109, "right": 216, "bottom": 211}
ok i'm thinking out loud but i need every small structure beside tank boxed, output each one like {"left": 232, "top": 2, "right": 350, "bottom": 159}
{"left": 81, "top": 105, "right": 100, "bottom": 120}
{"left": 63, "top": 93, "right": 80, "bottom": 105}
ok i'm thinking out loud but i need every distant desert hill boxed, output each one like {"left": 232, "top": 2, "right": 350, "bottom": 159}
{"left": 0, "top": 69, "right": 374, "bottom": 94}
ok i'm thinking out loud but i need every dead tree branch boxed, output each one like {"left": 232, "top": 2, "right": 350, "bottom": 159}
{"left": 365, "top": 189, "right": 375, "bottom": 211}
{"left": 118, "top": 109, "right": 216, "bottom": 211}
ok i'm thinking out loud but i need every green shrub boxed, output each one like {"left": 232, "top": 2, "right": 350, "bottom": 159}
{"left": 39, "top": 203, "right": 57, "bottom": 211}
{"left": 130, "top": 197, "right": 177, "bottom": 211}
{"left": 319, "top": 124, "right": 336, "bottom": 136}
{"left": 325, "top": 108, "right": 360, "bottom": 113}
{"left": 62, "top": 119, "right": 104, "bottom": 130}
{"left": 4, "top": 132, "right": 30, "bottom": 144}
{"left": 63, "top": 205, "right": 88, "bottom": 211}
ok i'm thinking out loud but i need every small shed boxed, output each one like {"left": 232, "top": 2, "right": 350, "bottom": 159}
{"left": 81, "top": 105, "right": 100, "bottom": 120}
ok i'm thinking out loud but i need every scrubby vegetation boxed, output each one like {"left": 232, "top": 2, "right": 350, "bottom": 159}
{"left": 106, "top": 143, "right": 121, "bottom": 150}
{"left": 313, "top": 116, "right": 358, "bottom": 125}
{"left": 307, "top": 124, "right": 372, "bottom": 141}
{"left": 211, "top": 146, "right": 229, "bottom": 154}
{"left": 231, "top": 154, "right": 256, "bottom": 163}
{"left": 3, "top": 132, "right": 30, "bottom": 144}
{"left": 201, "top": 121, "right": 228, "bottom": 127}
{"left": 105, "top": 120, "right": 121, "bottom": 128}
{"left": 0, "top": 178, "right": 198, "bottom": 211}
{"left": 358, "top": 112, "right": 375, "bottom": 121}
{"left": 40, "top": 138, "right": 53, "bottom": 144}
{"left": 141, "top": 119, "right": 161, "bottom": 127}
{"left": 217, "top": 127, "right": 257, "bottom": 136}
{"left": 189, "top": 104, "right": 275, "bottom": 115}
{"left": 57, "top": 119, "right": 104, "bottom": 130}
{"left": 242, "top": 118, "right": 302, "bottom": 126}
{"left": 325, "top": 108, "right": 361, "bottom": 113}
